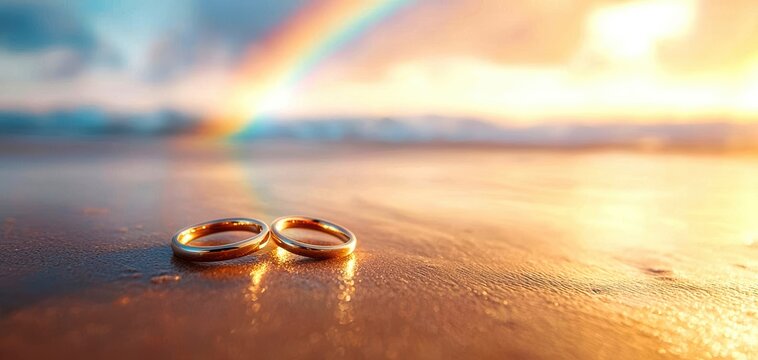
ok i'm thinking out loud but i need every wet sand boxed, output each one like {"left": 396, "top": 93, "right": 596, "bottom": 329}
{"left": 0, "top": 139, "right": 756, "bottom": 359}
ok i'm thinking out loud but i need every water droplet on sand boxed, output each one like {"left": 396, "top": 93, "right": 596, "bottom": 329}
{"left": 151, "top": 274, "right": 181, "bottom": 284}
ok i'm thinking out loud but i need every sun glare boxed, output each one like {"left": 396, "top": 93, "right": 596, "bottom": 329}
{"left": 588, "top": 0, "right": 695, "bottom": 62}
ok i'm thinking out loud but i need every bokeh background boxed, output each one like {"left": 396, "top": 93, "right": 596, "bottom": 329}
{"left": 1, "top": 0, "right": 757, "bottom": 147}
{"left": 2, "top": 2, "right": 758, "bottom": 359}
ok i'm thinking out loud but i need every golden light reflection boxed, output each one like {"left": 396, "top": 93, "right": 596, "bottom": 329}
{"left": 336, "top": 255, "right": 357, "bottom": 325}
{"left": 742, "top": 231, "right": 756, "bottom": 247}
{"left": 274, "top": 246, "right": 292, "bottom": 263}
{"left": 177, "top": 232, "right": 195, "bottom": 244}
{"left": 245, "top": 263, "right": 269, "bottom": 315}
{"left": 646, "top": 299, "right": 758, "bottom": 360}
{"left": 554, "top": 155, "right": 758, "bottom": 358}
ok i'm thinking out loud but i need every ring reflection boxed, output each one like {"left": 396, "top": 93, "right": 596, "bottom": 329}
{"left": 337, "top": 255, "right": 357, "bottom": 325}
{"left": 245, "top": 263, "right": 269, "bottom": 316}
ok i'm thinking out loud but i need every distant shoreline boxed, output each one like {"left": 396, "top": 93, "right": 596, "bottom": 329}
{"left": 2, "top": 135, "right": 758, "bottom": 157}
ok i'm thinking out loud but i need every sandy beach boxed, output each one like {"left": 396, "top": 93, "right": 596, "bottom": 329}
{"left": 0, "top": 139, "right": 756, "bottom": 359}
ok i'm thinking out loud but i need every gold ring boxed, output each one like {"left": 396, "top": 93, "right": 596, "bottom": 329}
{"left": 171, "top": 218, "right": 270, "bottom": 261}
{"left": 271, "top": 216, "right": 356, "bottom": 259}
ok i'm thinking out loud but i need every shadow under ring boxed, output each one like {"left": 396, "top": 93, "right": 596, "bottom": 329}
{"left": 171, "top": 218, "right": 270, "bottom": 262}
{"left": 271, "top": 216, "right": 357, "bottom": 259}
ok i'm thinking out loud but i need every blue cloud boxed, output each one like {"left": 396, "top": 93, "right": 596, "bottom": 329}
{"left": 0, "top": 0, "right": 306, "bottom": 81}
{"left": 137, "top": 0, "right": 304, "bottom": 82}
{"left": 0, "top": 2, "right": 96, "bottom": 52}
{"left": 192, "top": 0, "right": 303, "bottom": 53}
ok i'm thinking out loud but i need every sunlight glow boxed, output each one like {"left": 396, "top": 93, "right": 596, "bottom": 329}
{"left": 274, "top": 247, "right": 292, "bottom": 263}
{"left": 4, "top": 1, "right": 757, "bottom": 131}
{"left": 336, "top": 255, "right": 357, "bottom": 325}
{"left": 246, "top": 263, "right": 269, "bottom": 314}
{"left": 587, "top": 0, "right": 695, "bottom": 62}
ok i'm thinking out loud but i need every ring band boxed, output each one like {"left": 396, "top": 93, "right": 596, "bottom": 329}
{"left": 271, "top": 216, "right": 356, "bottom": 259}
{"left": 171, "top": 218, "right": 270, "bottom": 261}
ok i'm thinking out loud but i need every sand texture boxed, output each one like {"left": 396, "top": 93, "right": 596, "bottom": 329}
{"left": 0, "top": 139, "right": 756, "bottom": 359}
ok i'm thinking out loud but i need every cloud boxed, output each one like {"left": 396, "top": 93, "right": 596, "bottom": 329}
{"left": 0, "top": 1, "right": 105, "bottom": 79}
{"left": 0, "top": 1, "right": 96, "bottom": 52}
{"left": 191, "top": 0, "right": 303, "bottom": 53}
{"left": 0, "top": 0, "right": 756, "bottom": 125}
{"left": 120, "top": 0, "right": 303, "bottom": 82}
{"left": 0, "top": 0, "right": 302, "bottom": 83}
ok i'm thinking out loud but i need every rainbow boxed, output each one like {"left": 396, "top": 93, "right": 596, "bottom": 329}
{"left": 200, "top": 0, "right": 409, "bottom": 137}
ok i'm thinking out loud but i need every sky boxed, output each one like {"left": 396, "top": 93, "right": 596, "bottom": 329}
{"left": 1, "top": 0, "right": 757, "bottom": 135}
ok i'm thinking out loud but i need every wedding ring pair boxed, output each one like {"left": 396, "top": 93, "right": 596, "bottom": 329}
{"left": 171, "top": 216, "right": 356, "bottom": 262}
